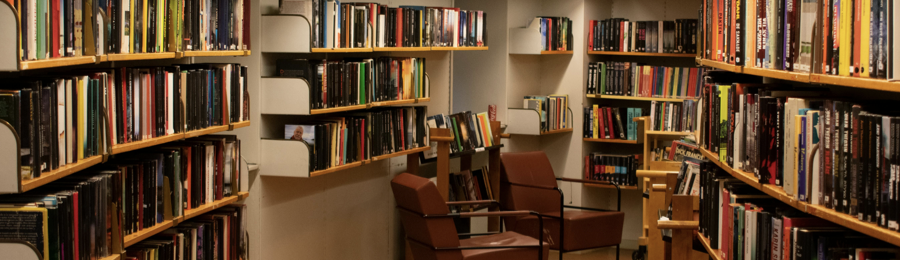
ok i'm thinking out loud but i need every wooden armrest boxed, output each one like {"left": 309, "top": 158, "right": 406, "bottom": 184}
{"left": 656, "top": 220, "right": 699, "bottom": 230}
{"left": 556, "top": 177, "right": 617, "bottom": 186}
{"left": 446, "top": 200, "right": 496, "bottom": 206}
{"left": 651, "top": 184, "right": 667, "bottom": 192}
{"left": 457, "top": 210, "right": 535, "bottom": 218}
{"left": 500, "top": 133, "right": 511, "bottom": 139}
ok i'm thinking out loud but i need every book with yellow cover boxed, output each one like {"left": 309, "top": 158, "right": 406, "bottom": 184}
{"left": 77, "top": 77, "right": 85, "bottom": 159}
{"left": 0, "top": 207, "right": 49, "bottom": 260}
{"left": 838, "top": 0, "right": 852, "bottom": 76}
{"left": 859, "top": 0, "right": 871, "bottom": 78}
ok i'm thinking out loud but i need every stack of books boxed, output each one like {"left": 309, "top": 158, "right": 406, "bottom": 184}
{"left": 583, "top": 153, "right": 640, "bottom": 186}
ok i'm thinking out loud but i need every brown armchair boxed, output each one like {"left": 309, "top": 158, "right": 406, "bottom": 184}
{"left": 499, "top": 151, "right": 625, "bottom": 260}
{"left": 391, "top": 173, "right": 550, "bottom": 260}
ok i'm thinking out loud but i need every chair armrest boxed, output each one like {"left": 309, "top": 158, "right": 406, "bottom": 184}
{"left": 562, "top": 205, "right": 616, "bottom": 212}
{"left": 556, "top": 179, "right": 623, "bottom": 212}
{"left": 657, "top": 220, "right": 699, "bottom": 230}
{"left": 436, "top": 245, "right": 544, "bottom": 251}
{"left": 446, "top": 200, "right": 498, "bottom": 206}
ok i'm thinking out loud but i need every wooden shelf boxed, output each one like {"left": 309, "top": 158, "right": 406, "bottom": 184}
{"left": 584, "top": 183, "right": 639, "bottom": 190}
{"left": 696, "top": 233, "right": 724, "bottom": 260}
{"left": 369, "top": 98, "right": 429, "bottom": 107}
{"left": 309, "top": 161, "right": 366, "bottom": 177}
{"left": 20, "top": 155, "right": 104, "bottom": 192}
{"left": 583, "top": 138, "right": 639, "bottom": 144}
{"left": 124, "top": 192, "right": 249, "bottom": 247}
{"left": 107, "top": 52, "right": 178, "bottom": 61}
{"left": 310, "top": 104, "right": 369, "bottom": 115}
{"left": 124, "top": 219, "right": 176, "bottom": 247}
{"left": 586, "top": 94, "right": 690, "bottom": 102}
{"left": 742, "top": 66, "right": 811, "bottom": 83}
{"left": 184, "top": 125, "right": 231, "bottom": 139}
{"left": 645, "top": 131, "right": 692, "bottom": 137}
{"left": 311, "top": 48, "right": 374, "bottom": 53}
{"left": 539, "top": 50, "right": 574, "bottom": 55}
{"left": 231, "top": 120, "right": 251, "bottom": 130}
{"left": 448, "top": 145, "right": 505, "bottom": 159}
{"left": 697, "top": 58, "right": 742, "bottom": 73}
{"left": 810, "top": 74, "right": 900, "bottom": 93}
{"left": 100, "top": 254, "right": 121, "bottom": 260}
{"left": 587, "top": 50, "right": 695, "bottom": 58}
{"left": 370, "top": 146, "right": 431, "bottom": 162}
{"left": 181, "top": 50, "right": 251, "bottom": 57}
{"left": 111, "top": 134, "right": 186, "bottom": 155}
{"left": 373, "top": 47, "right": 432, "bottom": 52}
{"left": 19, "top": 56, "right": 98, "bottom": 70}
{"left": 698, "top": 147, "right": 900, "bottom": 247}
{"left": 431, "top": 46, "right": 489, "bottom": 51}
{"left": 541, "top": 128, "right": 574, "bottom": 135}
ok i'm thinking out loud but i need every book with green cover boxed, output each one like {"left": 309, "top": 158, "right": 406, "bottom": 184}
{"left": 359, "top": 62, "right": 366, "bottom": 104}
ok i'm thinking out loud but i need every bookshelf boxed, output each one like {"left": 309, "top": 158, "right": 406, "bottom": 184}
{"left": 259, "top": 77, "right": 431, "bottom": 116}
{"left": 586, "top": 94, "right": 690, "bottom": 102}
{"left": 583, "top": 138, "right": 640, "bottom": 144}
{"left": 0, "top": 117, "right": 250, "bottom": 194}
{"left": 696, "top": 233, "right": 724, "bottom": 260}
{"left": 587, "top": 51, "right": 696, "bottom": 58}
{"left": 506, "top": 108, "right": 574, "bottom": 135}
{"left": 124, "top": 192, "right": 251, "bottom": 247}
{"left": 699, "top": 58, "right": 900, "bottom": 94}
{"left": 259, "top": 137, "right": 431, "bottom": 178}
{"left": 697, "top": 147, "right": 900, "bottom": 247}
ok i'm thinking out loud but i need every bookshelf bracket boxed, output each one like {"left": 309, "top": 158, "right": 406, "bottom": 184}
{"left": 261, "top": 15, "right": 312, "bottom": 53}
{"left": 0, "top": 119, "right": 20, "bottom": 194}
{"left": 0, "top": 1, "right": 18, "bottom": 71}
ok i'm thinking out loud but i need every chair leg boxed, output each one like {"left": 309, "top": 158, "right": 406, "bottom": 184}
{"left": 559, "top": 250, "right": 564, "bottom": 260}
{"left": 615, "top": 244, "right": 620, "bottom": 260}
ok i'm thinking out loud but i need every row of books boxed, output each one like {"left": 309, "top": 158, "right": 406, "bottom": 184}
{"left": 585, "top": 62, "right": 707, "bottom": 99}
{"left": 0, "top": 64, "right": 248, "bottom": 181}
{"left": 301, "top": 0, "right": 487, "bottom": 48}
{"left": 530, "top": 16, "right": 574, "bottom": 51}
{"left": 448, "top": 167, "right": 493, "bottom": 211}
{"left": 425, "top": 111, "right": 496, "bottom": 156}
{"left": 16, "top": 0, "right": 251, "bottom": 61}
{"left": 285, "top": 107, "right": 427, "bottom": 172}
{"left": 588, "top": 19, "right": 699, "bottom": 54}
{"left": 582, "top": 153, "right": 640, "bottom": 187}
{"left": 276, "top": 57, "right": 428, "bottom": 110}
{"left": 649, "top": 100, "right": 698, "bottom": 132}
{"left": 699, "top": 76, "right": 900, "bottom": 231}
{"left": 125, "top": 204, "right": 247, "bottom": 260}
{"left": 695, "top": 159, "right": 899, "bottom": 260}
{"left": 582, "top": 106, "right": 643, "bottom": 141}
{"left": 0, "top": 134, "right": 242, "bottom": 260}
{"left": 523, "top": 95, "right": 571, "bottom": 132}
{"left": 699, "top": 0, "right": 898, "bottom": 79}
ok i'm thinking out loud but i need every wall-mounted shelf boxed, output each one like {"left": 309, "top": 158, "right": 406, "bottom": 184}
{"left": 124, "top": 192, "right": 250, "bottom": 247}
{"left": 260, "top": 138, "right": 430, "bottom": 178}
{"left": 373, "top": 47, "right": 432, "bottom": 52}
{"left": 431, "top": 46, "right": 489, "bottom": 51}
{"left": 586, "top": 94, "right": 690, "bottom": 102}
{"left": 698, "top": 58, "right": 900, "bottom": 94}
{"left": 260, "top": 77, "right": 430, "bottom": 116}
{"left": 506, "top": 108, "right": 574, "bottom": 135}
{"left": 645, "top": 131, "right": 693, "bottom": 138}
{"left": 698, "top": 147, "right": 900, "bottom": 247}
{"left": 587, "top": 50, "right": 695, "bottom": 58}
{"left": 261, "top": 14, "right": 312, "bottom": 53}
{"left": 697, "top": 58, "right": 742, "bottom": 73}
{"left": 583, "top": 138, "right": 639, "bottom": 144}
{"left": 508, "top": 22, "right": 572, "bottom": 55}
{"left": 584, "top": 183, "right": 639, "bottom": 190}
{"left": 107, "top": 52, "right": 178, "bottom": 61}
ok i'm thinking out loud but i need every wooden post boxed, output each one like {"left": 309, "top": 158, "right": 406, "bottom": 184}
{"left": 430, "top": 128, "right": 453, "bottom": 201}
{"left": 669, "top": 195, "right": 696, "bottom": 260}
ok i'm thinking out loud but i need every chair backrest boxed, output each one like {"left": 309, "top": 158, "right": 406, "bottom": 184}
{"left": 499, "top": 151, "right": 561, "bottom": 214}
{"left": 390, "top": 173, "right": 463, "bottom": 260}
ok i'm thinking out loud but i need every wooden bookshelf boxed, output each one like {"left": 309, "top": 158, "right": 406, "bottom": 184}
{"left": 107, "top": 52, "right": 178, "bottom": 61}
{"left": 373, "top": 47, "right": 432, "bottom": 52}
{"left": 584, "top": 183, "right": 639, "bottom": 190}
{"left": 309, "top": 161, "right": 366, "bottom": 177}
{"left": 587, "top": 50, "right": 696, "bottom": 58}
{"left": 111, "top": 134, "right": 186, "bottom": 155}
{"left": 583, "top": 138, "right": 639, "bottom": 144}
{"left": 310, "top": 104, "right": 369, "bottom": 115}
{"left": 123, "top": 192, "right": 250, "bottom": 247}
{"left": 19, "top": 56, "right": 98, "bottom": 70}
{"left": 20, "top": 155, "right": 104, "bottom": 192}
{"left": 185, "top": 125, "right": 231, "bottom": 139}
{"left": 742, "top": 66, "right": 811, "bottom": 83}
{"left": 698, "top": 58, "right": 742, "bottom": 73}
{"left": 541, "top": 128, "right": 574, "bottom": 135}
{"left": 539, "top": 50, "right": 574, "bottom": 55}
{"left": 311, "top": 48, "right": 374, "bottom": 53}
{"left": 370, "top": 146, "right": 432, "bottom": 162}
{"left": 645, "top": 131, "right": 693, "bottom": 138}
{"left": 369, "top": 98, "right": 429, "bottom": 107}
{"left": 431, "top": 46, "right": 489, "bottom": 51}
{"left": 586, "top": 94, "right": 689, "bottom": 102}
{"left": 231, "top": 120, "right": 252, "bottom": 130}
{"left": 181, "top": 50, "right": 251, "bottom": 57}
{"left": 810, "top": 74, "right": 900, "bottom": 93}
{"left": 696, "top": 233, "right": 723, "bottom": 260}
{"left": 698, "top": 147, "right": 900, "bottom": 247}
